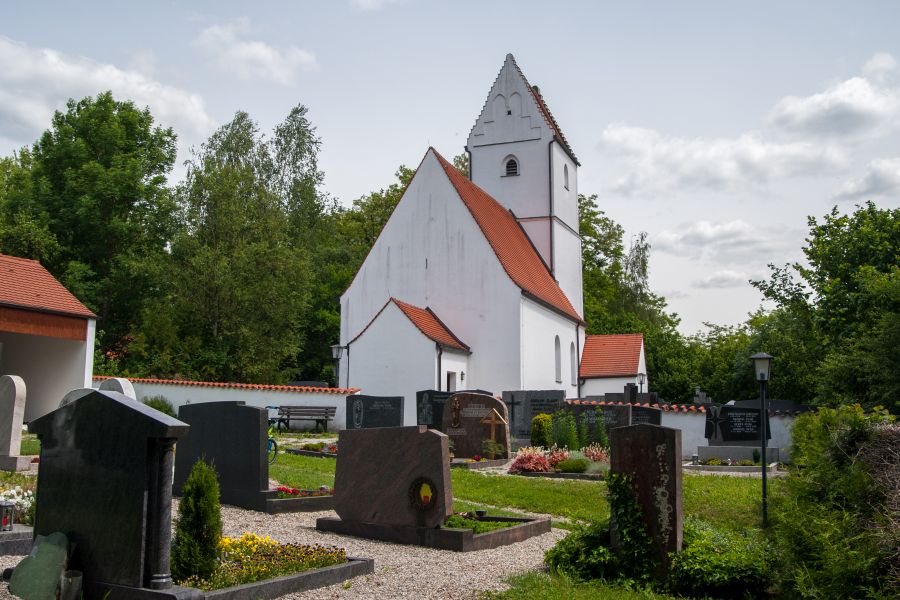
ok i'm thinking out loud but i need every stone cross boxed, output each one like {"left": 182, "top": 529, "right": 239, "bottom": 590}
{"left": 0, "top": 375, "right": 30, "bottom": 471}
{"left": 480, "top": 408, "right": 507, "bottom": 442}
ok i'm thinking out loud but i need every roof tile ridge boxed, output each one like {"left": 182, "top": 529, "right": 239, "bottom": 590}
{"left": 349, "top": 298, "right": 394, "bottom": 345}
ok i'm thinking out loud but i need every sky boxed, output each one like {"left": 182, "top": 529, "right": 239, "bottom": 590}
{"left": 2, "top": 1, "right": 899, "bottom": 334}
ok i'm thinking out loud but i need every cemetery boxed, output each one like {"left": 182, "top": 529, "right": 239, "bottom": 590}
{"left": 0, "top": 21, "right": 897, "bottom": 599}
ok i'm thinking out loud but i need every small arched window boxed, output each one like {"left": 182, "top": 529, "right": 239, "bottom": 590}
{"left": 554, "top": 335, "right": 562, "bottom": 383}
{"left": 570, "top": 342, "right": 577, "bottom": 385}
{"left": 563, "top": 164, "right": 569, "bottom": 190}
{"left": 505, "top": 158, "right": 519, "bottom": 177}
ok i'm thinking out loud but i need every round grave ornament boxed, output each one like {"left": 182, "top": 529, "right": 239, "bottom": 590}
{"left": 408, "top": 477, "right": 437, "bottom": 512}
{"left": 0, "top": 501, "right": 14, "bottom": 531}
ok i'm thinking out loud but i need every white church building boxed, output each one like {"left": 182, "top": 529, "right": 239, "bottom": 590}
{"left": 337, "top": 54, "right": 646, "bottom": 425}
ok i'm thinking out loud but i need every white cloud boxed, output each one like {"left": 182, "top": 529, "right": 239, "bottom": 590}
{"left": 692, "top": 270, "right": 751, "bottom": 289}
{"left": 194, "top": 19, "right": 317, "bottom": 84}
{"left": 863, "top": 52, "right": 897, "bottom": 82}
{"left": 654, "top": 219, "right": 794, "bottom": 266}
{"left": 834, "top": 157, "right": 900, "bottom": 201}
{"left": 0, "top": 35, "right": 216, "bottom": 152}
{"left": 766, "top": 76, "right": 899, "bottom": 139}
{"left": 599, "top": 124, "right": 843, "bottom": 194}
{"left": 351, "top": 0, "right": 400, "bottom": 10}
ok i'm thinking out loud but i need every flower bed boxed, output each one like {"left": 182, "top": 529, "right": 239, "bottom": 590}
{"left": 178, "top": 533, "right": 347, "bottom": 591}
{"left": 444, "top": 513, "right": 518, "bottom": 534}
{"left": 508, "top": 445, "right": 609, "bottom": 477}
{"left": 274, "top": 485, "right": 333, "bottom": 499}
{"left": 0, "top": 485, "right": 35, "bottom": 525}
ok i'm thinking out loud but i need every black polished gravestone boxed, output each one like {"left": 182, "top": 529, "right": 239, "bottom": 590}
{"left": 705, "top": 404, "right": 771, "bottom": 445}
{"left": 502, "top": 390, "right": 565, "bottom": 438}
{"left": 27, "top": 390, "right": 199, "bottom": 599}
{"left": 631, "top": 405, "right": 662, "bottom": 425}
{"left": 416, "top": 390, "right": 452, "bottom": 428}
{"left": 346, "top": 395, "right": 404, "bottom": 429}
{"left": 174, "top": 402, "right": 271, "bottom": 512}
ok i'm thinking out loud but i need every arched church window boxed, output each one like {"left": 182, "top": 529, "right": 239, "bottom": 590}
{"left": 564, "top": 164, "right": 569, "bottom": 190}
{"left": 505, "top": 158, "right": 519, "bottom": 177}
{"left": 570, "top": 342, "right": 577, "bottom": 385}
{"left": 554, "top": 336, "right": 562, "bottom": 383}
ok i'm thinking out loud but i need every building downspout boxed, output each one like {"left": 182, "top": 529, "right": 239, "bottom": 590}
{"left": 575, "top": 324, "right": 582, "bottom": 398}
{"left": 345, "top": 344, "right": 351, "bottom": 389}
{"left": 436, "top": 343, "right": 443, "bottom": 390}
{"left": 548, "top": 139, "right": 556, "bottom": 276}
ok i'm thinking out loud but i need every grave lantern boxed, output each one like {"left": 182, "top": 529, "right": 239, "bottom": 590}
{"left": 0, "top": 501, "right": 13, "bottom": 531}
{"left": 749, "top": 352, "right": 774, "bottom": 527}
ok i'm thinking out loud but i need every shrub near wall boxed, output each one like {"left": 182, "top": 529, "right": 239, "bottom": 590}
{"left": 772, "top": 405, "right": 897, "bottom": 599}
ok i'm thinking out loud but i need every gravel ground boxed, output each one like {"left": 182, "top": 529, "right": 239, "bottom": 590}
{"left": 0, "top": 505, "right": 565, "bottom": 600}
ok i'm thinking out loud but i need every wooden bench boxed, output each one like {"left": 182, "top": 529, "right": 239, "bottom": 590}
{"left": 276, "top": 406, "right": 336, "bottom": 433}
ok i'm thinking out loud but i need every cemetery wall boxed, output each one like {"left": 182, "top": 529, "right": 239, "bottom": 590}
{"left": 92, "top": 376, "right": 358, "bottom": 431}
{"left": 3, "top": 322, "right": 95, "bottom": 422}
{"left": 660, "top": 409, "right": 795, "bottom": 458}
{"left": 520, "top": 299, "right": 580, "bottom": 397}
{"left": 347, "top": 303, "right": 438, "bottom": 425}
{"left": 582, "top": 375, "right": 641, "bottom": 397}
{"left": 339, "top": 153, "right": 523, "bottom": 396}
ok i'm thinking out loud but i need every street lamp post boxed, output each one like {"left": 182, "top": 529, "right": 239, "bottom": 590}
{"left": 637, "top": 372, "right": 646, "bottom": 395}
{"left": 330, "top": 344, "right": 345, "bottom": 388}
{"left": 750, "top": 352, "right": 773, "bottom": 527}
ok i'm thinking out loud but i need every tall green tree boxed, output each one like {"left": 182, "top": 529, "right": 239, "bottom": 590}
{"left": 129, "top": 111, "right": 309, "bottom": 382}
{"left": 0, "top": 92, "right": 177, "bottom": 353}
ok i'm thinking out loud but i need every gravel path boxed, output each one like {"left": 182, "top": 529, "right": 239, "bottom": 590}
{"left": 0, "top": 506, "right": 564, "bottom": 600}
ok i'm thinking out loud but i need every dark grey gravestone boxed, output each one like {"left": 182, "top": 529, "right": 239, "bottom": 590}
{"left": 416, "top": 390, "right": 452, "bottom": 428}
{"left": 624, "top": 383, "right": 638, "bottom": 404}
{"left": 631, "top": 405, "right": 662, "bottom": 425}
{"left": 28, "top": 390, "right": 192, "bottom": 594}
{"left": 346, "top": 395, "right": 404, "bottom": 429}
{"left": 173, "top": 402, "right": 271, "bottom": 512}
{"left": 442, "top": 393, "right": 510, "bottom": 459}
{"left": 705, "top": 404, "right": 770, "bottom": 445}
{"left": 333, "top": 425, "right": 451, "bottom": 528}
{"left": 598, "top": 403, "right": 632, "bottom": 431}
{"left": 610, "top": 424, "right": 683, "bottom": 579}
{"left": 502, "top": 390, "right": 565, "bottom": 438}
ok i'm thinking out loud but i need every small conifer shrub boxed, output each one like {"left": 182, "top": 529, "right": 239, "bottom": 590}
{"left": 530, "top": 413, "right": 553, "bottom": 447}
{"left": 171, "top": 458, "right": 222, "bottom": 582}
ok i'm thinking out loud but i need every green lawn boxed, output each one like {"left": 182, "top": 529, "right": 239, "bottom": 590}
{"left": 479, "top": 572, "right": 679, "bottom": 600}
{"left": 269, "top": 453, "right": 336, "bottom": 490}
{"left": 20, "top": 434, "right": 40, "bottom": 456}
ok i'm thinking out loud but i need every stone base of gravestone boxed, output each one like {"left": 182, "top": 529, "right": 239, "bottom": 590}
{"left": 698, "top": 446, "right": 780, "bottom": 464}
{"left": 610, "top": 424, "right": 682, "bottom": 579}
{"left": 0, "top": 455, "right": 31, "bottom": 472}
{"left": 0, "top": 524, "right": 33, "bottom": 555}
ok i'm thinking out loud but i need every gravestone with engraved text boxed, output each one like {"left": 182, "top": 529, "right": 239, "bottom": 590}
{"left": 346, "top": 395, "right": 404, "bottom": 429}
{"left": 442, "top": 393, "right": 510, "bottom": 458}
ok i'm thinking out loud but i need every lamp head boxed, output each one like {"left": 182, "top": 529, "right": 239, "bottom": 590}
{"left": 750, "top": 352, "right": 774, "bottom": 382}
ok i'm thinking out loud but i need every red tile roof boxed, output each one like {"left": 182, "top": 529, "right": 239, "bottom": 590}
{"left": 580, "top": 334, "right": 643, "bottom": 378}
{"left": 350, "top": 298, "right": 470, "bottom": 352}
{"left": 92, "top": 375, "right": 358, "bottom": 395}
{"left": 392, "top": 298, "right": 470, "bottom": 352}
{"left": 433, "top": 150, "right": 583, "bottom": 324}
{"left": 0, "top": 254, "right": 95, "bottom": 318}
{"left": 507, "top": 54, "right": 579, "bottom": 165}
{"left": 567, "top": 399, "right": 706, "bottom": 413}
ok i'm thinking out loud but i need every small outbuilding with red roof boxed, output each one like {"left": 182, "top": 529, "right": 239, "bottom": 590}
{"left": 0, "top": 253, "right": 96, "bottom": 421}
{"left": 579, "top": 333, "right": 648, "bottom": 397}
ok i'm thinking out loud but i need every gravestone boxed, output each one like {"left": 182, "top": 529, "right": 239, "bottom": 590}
{"left": 27, "top": 389, "right": 197, "bottom": 598}
{"left": 0, "top": 375, "right": 30, "bottom": 471}
{"left": 624, "top": 383, "right": 638, "bottom": 404}
{"left": 598, "top": 403, "right": 632, "bottom": 431}
{"left": 346, "top": 395, "right": 404, "bottom": 429}
{"left": 332, "top": 425, "right": 451, "bottom": 528}
{"left": 416, "top": 390, "right": 452, "bottom": 428}
{"left": 631, "top": 405, "right": 662, "bottom": 425}
{"left": 173, "top": 401, "right": 271, "bottom": 512}
{"left": 442, "top": 393, "right": 510, "bottom": 458}
{"left": 59, "top": 388, "right": 95, "bottom": 408}
{"left": 98, "top": 377, "right": 137, "bottom": 400}
{"left": 704, "top": 404, "right": 770, "bottom": 445}
{"left": 502, "top": 390, "right": 565, "bottom": 438}
{"left": 610, "top": 424, "right": 682, "bottom": 579}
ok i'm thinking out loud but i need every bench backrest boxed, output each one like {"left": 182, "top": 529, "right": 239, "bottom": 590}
{"left": 278, "top": 406, "right": 336, "bottom": 417}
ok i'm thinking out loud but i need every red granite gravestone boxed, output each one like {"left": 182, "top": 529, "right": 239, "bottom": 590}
{"left": 332, "top": 425, "right": 451, "bottom": 528}
{"left": 442, "top": 393, "right": 510, "bottom": 459}
{"left": 609, "top": 423, "right": 683, "bottom": 578}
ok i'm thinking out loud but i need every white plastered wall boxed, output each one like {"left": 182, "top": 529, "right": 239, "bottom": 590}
{"left": 346, "top": 302, "right": 437, "bottom": 425}
{"left": 520, "top": 298, "right": 580, "bottom": 397}
{"left": 661, "top": 411, "right": 795, "bottom": 459}
{"left": 1, "top": 322, "right": 95, "bottom": 422}
{"left": 340, "top": 151, "right": 523, "bottom": 400}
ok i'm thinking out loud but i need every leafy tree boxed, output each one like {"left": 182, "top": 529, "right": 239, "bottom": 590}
{"left": 0, "top": 92, "right": 177, "bottom": 354}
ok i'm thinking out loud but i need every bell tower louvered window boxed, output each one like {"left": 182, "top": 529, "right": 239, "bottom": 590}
{"left": 505, "top": 158, "right": 519, "bottom": 176}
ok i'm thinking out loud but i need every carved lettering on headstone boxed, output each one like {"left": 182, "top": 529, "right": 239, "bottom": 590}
{"left": 442, "top": 393, "right": 510, "bottom": 458}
